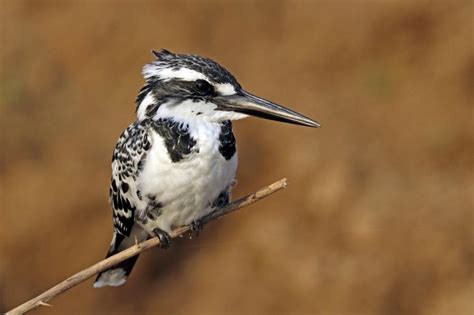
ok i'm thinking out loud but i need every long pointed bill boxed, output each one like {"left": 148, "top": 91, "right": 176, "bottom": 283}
{"left": 217, "top": 89, "right": 320, "bottom": 128}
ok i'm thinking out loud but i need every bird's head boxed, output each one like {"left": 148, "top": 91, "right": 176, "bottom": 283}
{"left": 135, "top": 49, "right": 319, "bottom": 127}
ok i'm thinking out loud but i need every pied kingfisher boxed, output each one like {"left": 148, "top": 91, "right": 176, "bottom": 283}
{"left": 94, "top": 49, "right": 319, "bottom": 288}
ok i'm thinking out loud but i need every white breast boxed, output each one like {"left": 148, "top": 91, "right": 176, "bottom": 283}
{"left": 138, "top": 121, "right": 237, "bottom": 233}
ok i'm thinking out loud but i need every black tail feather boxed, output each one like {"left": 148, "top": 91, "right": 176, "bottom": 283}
{"left": 93, "top": 232, "right": 141, "bottom": 287}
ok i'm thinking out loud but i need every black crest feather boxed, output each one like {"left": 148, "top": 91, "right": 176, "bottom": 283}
{"left": 152, "top": 49, "right": 174, "bottom": 60}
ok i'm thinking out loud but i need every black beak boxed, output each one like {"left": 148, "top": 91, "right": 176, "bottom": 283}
{"left": 216, "top": 89, "right": 320, "bottom": 128}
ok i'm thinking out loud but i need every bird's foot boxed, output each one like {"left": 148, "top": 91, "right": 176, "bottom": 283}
{"left": 152, "top": 228, "right": 172, "bottom": 249}
{"left": 191, "top": 219, "right": 204, "bottom": 237}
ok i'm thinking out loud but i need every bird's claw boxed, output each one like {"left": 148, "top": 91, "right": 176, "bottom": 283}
{"left": 152, "top": 228, "right": 172, "bottom": 249}
{"left": 191, "top": 219, "right": 204, "bottom": 236}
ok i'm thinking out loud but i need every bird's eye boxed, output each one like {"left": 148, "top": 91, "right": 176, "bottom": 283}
{"left": 194, "top": 79, "right": 214, "bottom": 95}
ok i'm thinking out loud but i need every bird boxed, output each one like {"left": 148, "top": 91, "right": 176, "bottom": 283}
{"left": 94, "top": 49, "right": 319, "bottom": 288}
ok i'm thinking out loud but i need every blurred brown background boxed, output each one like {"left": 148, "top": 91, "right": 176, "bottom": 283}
{"left": 1, "top": 0, "right": 473, "bottom": 314}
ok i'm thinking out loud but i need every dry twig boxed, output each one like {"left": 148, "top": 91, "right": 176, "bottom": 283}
{"left": 6, "top": 178, "right": 288, "bottom": 315}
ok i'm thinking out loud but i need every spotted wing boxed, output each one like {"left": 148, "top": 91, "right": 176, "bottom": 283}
{"left": 110, "top": 121, "right": 151, "bottom": 237}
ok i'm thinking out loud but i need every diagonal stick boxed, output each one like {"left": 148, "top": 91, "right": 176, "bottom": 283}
{"left": 6, "top": 178, "right": 288, "bottom": 315}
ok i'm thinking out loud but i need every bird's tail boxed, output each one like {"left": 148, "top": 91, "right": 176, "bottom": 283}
{"left": 93, "top": 228, "right": 147, "bottom": 288}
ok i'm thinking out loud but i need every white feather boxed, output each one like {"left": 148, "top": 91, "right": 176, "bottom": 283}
{"left": 137, "top": 92, "right": 157, "bottom": 121}
{"left": 155, "top": 99, "right": 247, "bottom": 123}
{"left": 143, "top": 65, "right": 209, "bottom": 82}
{"left": 138, "top": 119, "right": 238, "bottom": 233}
{"left": 215, "top": 83, "right": 236, "bottom": 95}
{"left": 93, "top": 269, "right": 127, "bottom": 288}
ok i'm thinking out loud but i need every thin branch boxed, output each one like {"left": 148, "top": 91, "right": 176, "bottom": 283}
{"left": 6, "top": 178, "right": 288, "bottom": 315}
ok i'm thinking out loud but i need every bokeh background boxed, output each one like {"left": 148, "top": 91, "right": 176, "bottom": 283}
{"left": 1, "top": 0, "right": 473, "bottom": 314}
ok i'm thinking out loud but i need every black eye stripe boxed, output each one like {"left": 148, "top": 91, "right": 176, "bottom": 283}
{"left": 139, "top": 78, "right": 219, "bottom": 103}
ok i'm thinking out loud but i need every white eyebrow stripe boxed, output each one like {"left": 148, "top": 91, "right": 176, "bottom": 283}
{"left": 142, "top": 65, "right": 237, "bottom": 95}
{"left": 143, "top": 65, "right": 209, "bottom": 82}
{"left": 215, "top": 83, "right": 236, "bottom": 95}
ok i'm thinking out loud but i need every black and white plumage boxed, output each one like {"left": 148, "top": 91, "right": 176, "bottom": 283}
{"left": 94, "top": 49, "right": 319, "bottom": 288}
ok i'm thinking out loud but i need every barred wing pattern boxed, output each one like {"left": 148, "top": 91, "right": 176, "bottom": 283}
{"left": 110, "top": 121, "right": 151, "bottom": 237}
